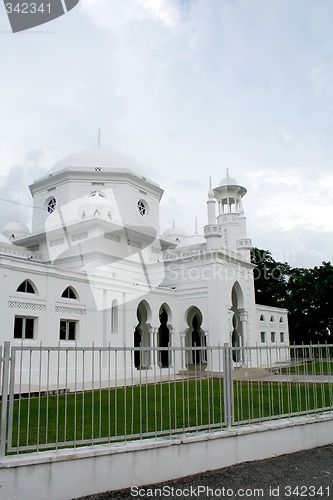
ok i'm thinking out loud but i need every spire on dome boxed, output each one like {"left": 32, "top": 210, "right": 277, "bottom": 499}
{"left": 97, "top": 129, "right": 101, "bottom": 148}
{"left": 195, "top": 217, "right": 198, "bottom": 235}
{"left": 208, "top": 176, "right": 214, "bottom": 199}
{"left": 219, "top": 169, "right": 238, "bottom": 187}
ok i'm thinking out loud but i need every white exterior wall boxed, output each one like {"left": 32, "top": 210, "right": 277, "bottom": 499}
{"left": 30, "top": 169, "right": 162, "bottom": 236}
{"left": 1, "top": 149, "right": 290, "bottom": 379}
{"left": 1, "top": 415, "right": 332, "bottom": 500}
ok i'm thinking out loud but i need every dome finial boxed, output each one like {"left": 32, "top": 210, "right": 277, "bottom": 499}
{"left": 195, "top": 217, "right": 198, "bottom": 235}
{"left": 97, "top": 129, "right": 101, "bottom": 148}
{"left": 226, "top": 167, "right": 229, "bottom": 178}
{"left": 208, "top": 176, "right": 214, "bottom": 199}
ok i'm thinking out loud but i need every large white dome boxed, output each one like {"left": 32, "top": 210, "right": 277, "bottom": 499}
{"left": 162, "top": 221, "right": 187, "bottom": 244}
{"left": 49, "top": 147, "right": 144, "bottom": 175}
{"left": 1, "top": 221, "right": 30, "bottom": 240}
{"left": 0, "top": 233, "right": 12, "bottom": 245}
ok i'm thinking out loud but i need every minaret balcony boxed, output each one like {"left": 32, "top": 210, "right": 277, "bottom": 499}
{"left": 204, "top": 225, "right": 222, "bottom": 237}
{"left": 236, "top": 238, "right": 252, "bottom": 250}
{"left": 217, "top": 213, "right": 239, "bottom": 223}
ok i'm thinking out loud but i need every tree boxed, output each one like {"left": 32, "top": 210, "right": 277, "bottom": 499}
{"left": 251, "top": 248, "right": 333, "bottom": 343}
{"left": 286, "top": 262, "right": 333, "bottom": 344}
{"left": 251, "top": 247, "right": 290, "bottom": 308}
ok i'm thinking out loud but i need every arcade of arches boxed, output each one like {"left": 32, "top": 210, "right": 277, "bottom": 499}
{"left": 133, "top": 283, "right": 248, "bottom": 370}
{"left": 133, "top": 301, "right": 208, "bottom": 370}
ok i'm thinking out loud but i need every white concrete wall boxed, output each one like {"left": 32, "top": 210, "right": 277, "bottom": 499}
{"left": 1, "top": 415, "right": 332, "bottom": 500}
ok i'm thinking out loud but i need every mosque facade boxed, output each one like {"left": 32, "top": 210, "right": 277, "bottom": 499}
{"left": 0, "top": 146, "right": 289, "bottom": 378}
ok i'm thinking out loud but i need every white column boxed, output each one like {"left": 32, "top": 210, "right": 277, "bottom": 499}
{"left": 150, "top": 327, "right": 159, "bottom": 370}
{"left": 204, "top": 330, "right": 210, "bottom": 370}
{"left": 167, "top": 325, "right": 174, "bottom": 367}
{"left": 239, "top": 309, "right": 249, "bottom": 366}
{"left": 180, "top": 332, "right": 187, "bottom": 370}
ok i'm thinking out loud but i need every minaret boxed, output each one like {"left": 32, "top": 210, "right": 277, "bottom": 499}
{"left": 213, "top": 170, "right": 252, "bottom": 260}
{"left": 204, "top": 177, "right": 222, "bottom": 251}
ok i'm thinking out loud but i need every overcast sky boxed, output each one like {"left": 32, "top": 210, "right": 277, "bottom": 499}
{"left": 1, "top": 0, "right": 333, "bottom": 268}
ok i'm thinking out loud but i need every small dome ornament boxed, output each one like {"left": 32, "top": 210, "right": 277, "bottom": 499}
{"left": 162, "top": 220, "right": 188, "bottom": 244}
{"left": 219, "top": 168, "right": 238, "bottom": 187}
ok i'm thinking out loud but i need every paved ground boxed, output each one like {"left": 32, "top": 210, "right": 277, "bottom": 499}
{"left": 78, "top": 444, "right": 333, "bottom": 500}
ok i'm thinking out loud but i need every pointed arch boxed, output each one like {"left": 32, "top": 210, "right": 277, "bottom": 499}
{"left": 16, "top": 279, "right": 37, "bottom": 294}
{"left": 231, "top": 281, "right": 245, "bottom": 362}
{"left": 158, "top": 303, "right": 172, "bottom": 368}
{"left": 134, "top": 300, "right": 152, "bottom": 369}
{"left": 61, "top": 286, "right": 78, "bottom": 300}
{"left": 136, "top": 299, "right": 152, "bottom": 324}
{"left": 231, "top": 281, "right": 244, "bottom": 309}
{"left": 184, "top": 306, "right": 206, "bottom": 367}
{"left": 185, "top": 305, "right": 203, "bottom": 329}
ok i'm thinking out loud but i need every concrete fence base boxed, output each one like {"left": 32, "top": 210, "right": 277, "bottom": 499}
{"left": 1, "top": 414, "right": 333, "bottom": 500}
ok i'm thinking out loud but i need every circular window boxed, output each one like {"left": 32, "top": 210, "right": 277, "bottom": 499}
{"left": 137, "top": 199, "right": 148, "bottom": 217}
{"left": 47, "top": 197, "right": 57, "bottom": 214}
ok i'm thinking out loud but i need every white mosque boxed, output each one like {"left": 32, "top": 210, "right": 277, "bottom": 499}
{"left": 0, "top": 144, "right": 289, "bottom": 377}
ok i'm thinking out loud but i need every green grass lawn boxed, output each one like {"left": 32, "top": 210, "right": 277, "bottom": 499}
{"left": 4, "top": 378, "right": 332, "bottom": 453}
{"left": 283, "top": 360, "right": 333, "bottom": 375}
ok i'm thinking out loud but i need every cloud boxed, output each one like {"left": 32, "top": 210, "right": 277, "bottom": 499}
{"left": 2, "top": 0, "right": 333, "bottom": 268}
{"left": 80, "top": 0, "right": 182, "bottom": 30}
{"left": 0, "top": 151, "right": 47, "bottom": 231}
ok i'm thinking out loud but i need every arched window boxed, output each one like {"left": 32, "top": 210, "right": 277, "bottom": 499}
{"left": 279, "top": 317, "right": 284, "bottom": 323}
{"left": 270, "top": 316, "right": 275, "bottom": 322}
{"left": 16, "top": 280, "right": 36, "bottom": 294}
{"left": 111, "top": 299, "right": 118, "bottom": 334}
{"left": 61, "top": 287, "right": 78, "bottom": 299}
{"left": 259, "top": 314, "right": 265, "bottom": 322}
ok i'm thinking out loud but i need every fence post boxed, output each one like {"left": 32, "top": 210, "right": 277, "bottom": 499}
{"left": 223, "top": 343, "right": 234, "bottom": 428}
{"left": 0, "top": 341, "right": 11, "bottom": 457}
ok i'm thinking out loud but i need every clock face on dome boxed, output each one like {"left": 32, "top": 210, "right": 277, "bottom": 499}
{"left": 47, "top": 197, "right": 57, "bottom": 214}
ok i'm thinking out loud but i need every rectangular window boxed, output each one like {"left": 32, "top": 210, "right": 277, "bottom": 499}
{"left": 271, "top": 332, "right": 276, "bottom": 343}
{"left": 14, "top": 316, "right": 34, "bottom": 340}
{"left": 59, "top": 319, "right": 77, "bottom": 341}
{"left": 280, "top": 332, "right": 285, "bottom": 343}
{"left": 260, "top": 331, "right": 266, "bottom": 343}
